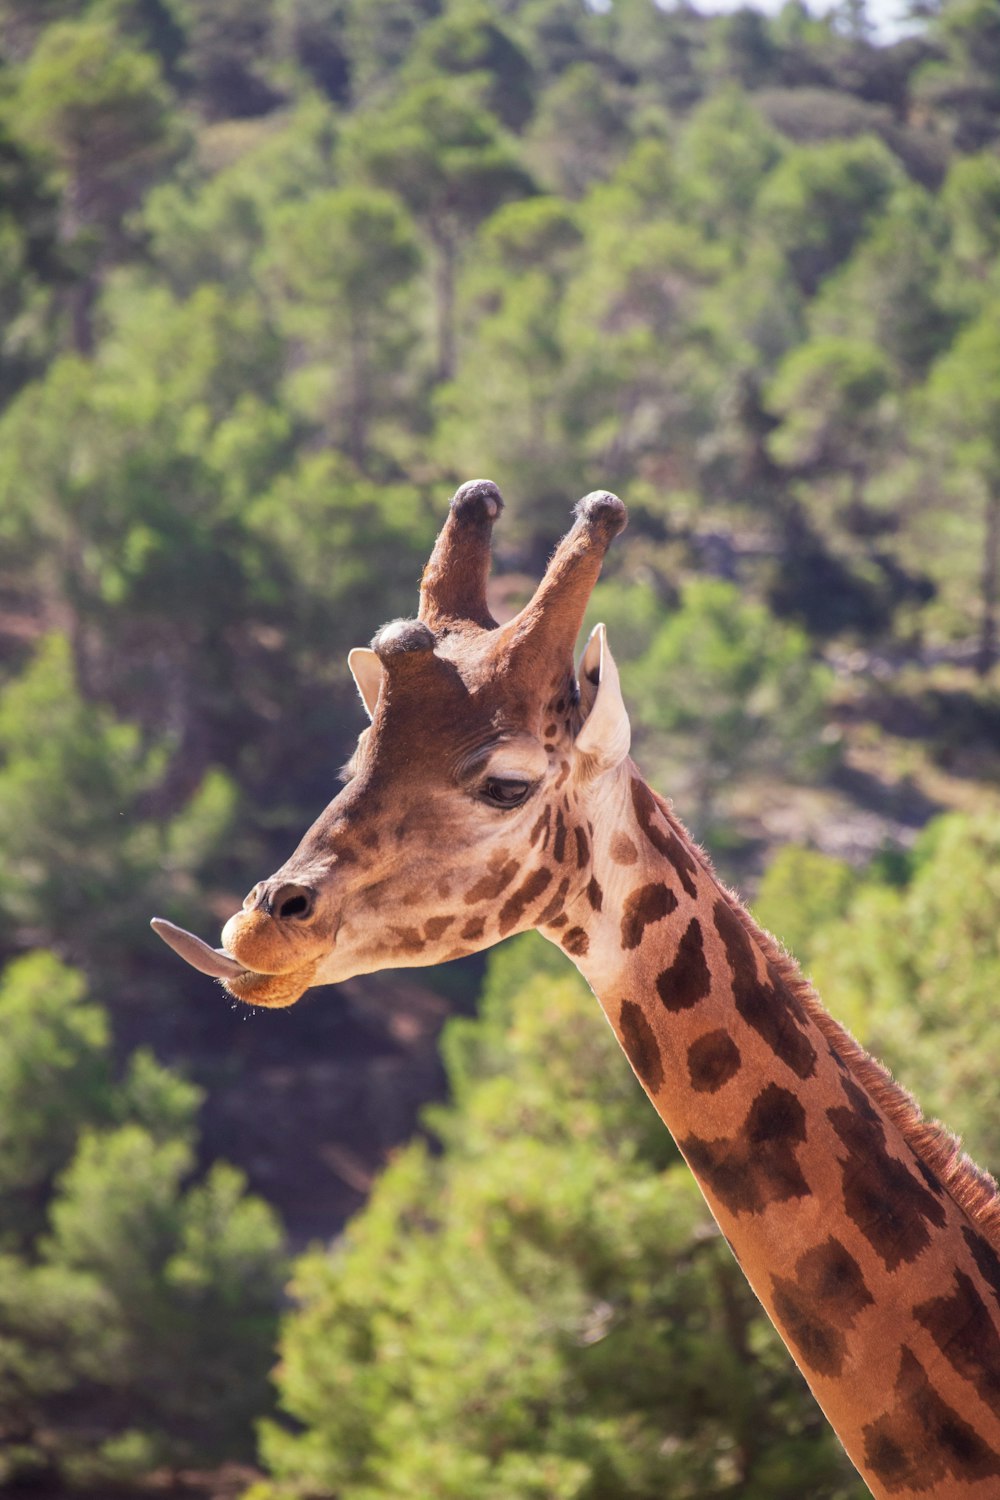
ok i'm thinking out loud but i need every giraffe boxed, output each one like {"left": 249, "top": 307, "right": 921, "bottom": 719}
{"left": 153, "top": 480, "right": 1000, "bottom": 1498}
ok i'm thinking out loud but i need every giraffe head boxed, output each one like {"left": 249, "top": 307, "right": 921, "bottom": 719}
{"left": 152, "top": 480, "right": 630, "bottom": 1005}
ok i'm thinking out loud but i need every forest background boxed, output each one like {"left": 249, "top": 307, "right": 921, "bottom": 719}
{"left": 4, "top": 0, "right": 1000, "bottom": 1496}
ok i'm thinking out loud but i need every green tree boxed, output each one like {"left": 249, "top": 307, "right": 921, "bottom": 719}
{"left": 142, "top": 94, "right": 339, "bottom": 296}
{"left": 756, "top": 135, "right": 901, "bottom": 295}
{"left": 348, "top": 80, "right": 533, "bottom": 379}
{"left": 0, "top": 635, "right": 236, "bottom": 963}
{"left": 809, "top": 186, "right": 955, "bottom": 383}
{"left": 767, "top": 336, "right": 891, "bottom": 482}
{"left": 916, "top": 0, "right": 1000, "bottom": 150}
{"left": 263, "top": 186, "right": 422, "bottom": 467}
{"left": 674, "top": 87, "right": 784, "bottom": 241}
{"left": 167, "top": 0, "right": 283, "bottom": 119}
{"left": 46, "top": 1125, "right": 285, "bottom": 1473}
{"left": 404, "top": 4, "right": 537, "bottom": 130}
{"left": 921, "top": 301, "right": 1000, "bottom": 670}
{"left": 0, "top": 948, "right": 284, "bottom": 1486}
{"left": 526, "top": 61, "right": 632, "bottom": 198}
{"left": 10, "top": 17, "right": 184, "bottom": 349}
{"left": 941, "top": 149, "right": 1000, "bottom": 304}
{"left": 623, "top": 578, "right": 834, "bottom": 834}
{"left": 0, "top": 953, "right": 109, "bottom": 1246}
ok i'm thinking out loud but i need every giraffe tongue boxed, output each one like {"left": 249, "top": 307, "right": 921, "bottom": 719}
{"left": 150, "top": 918, "right": 247, "bottom": 980}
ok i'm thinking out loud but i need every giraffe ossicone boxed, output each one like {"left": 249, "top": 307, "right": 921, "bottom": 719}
{"left": 152, "top": 481, "right": 1000, "bottom": 1499}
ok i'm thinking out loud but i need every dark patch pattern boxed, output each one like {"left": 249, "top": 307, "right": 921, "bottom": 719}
{"left": 914, "top": 1157, "right": 945, "bottom": 1197}
{"left": 838, "top": 1073, "right": 881, "bottom": 1125}
{"left": 392, "top": 925, "right": 424, "bottom": 950}
{"left": 553, "top": 809, "right": 568, "bottom": 864}
{"left": 828, "top": 1042, "right": 849, "bottom": 1073}
{"left": 713, "top": 899, "right": 817, "bottom": 1080}
{"left": 529, "top": 806, "right": 551, "bottom": 849}
{"left": 618, "top": 1000, "right": 663, "bottom": 1093}
{"left": 630, "top": 779, "right": 699, "bottom": 898}
{"left": 827, "top": 1093, "right": 946, "bottom": 1272}
{"left": 964, "top": 1225, "right": 1000, "bottom": 1310}
{"left": 916, "top": 1269, "right": 1000, "bottom": 1415}
{"left": 793, "top": 1236, "right": 874, "bottom": 1322}
{"left": 610, "top": 832, "right": 638, "bottom": 865}
{"left": 575, "top": 826, "right": 589, "bottom": 868}
{"left": 537, "top": 876, "right": 570, "bottom": 926}
{"left": 771, "top": 1278, "right": 848, "bottom": 1378}
{"left": 687, "top": 1029, "right": 741, "bottom": 1094}
{"left": 498, "top": 867, "right": 553, "bottom": 936}
{"left": 656, "top": 918, "right": 711, "bottom": 1012}
{"left": 620, "top": 882, "right": 678, "bottom": 951}
{"left": 423, "top": 915, "right": 454, "bottom": 941}
{"left": 771, "top": 1236, "right": 873, "bottom": 1379}
{"left": 586, "top": 876, "right": 603, "bottom": 912}
{"left": 461, "top": 916, "right": 485, "bottom": 942}
{"left": 562, "top": 926, "right": 589, "bottom": 956}
{"left": 680, "top": 1083, "right": 810, "bottom": 1217}
{"left": 864, "top": 1347, "right": 1000, "bottom": 1491}
{"left": 465, "top": 858, "right": 520, "bottom": 904}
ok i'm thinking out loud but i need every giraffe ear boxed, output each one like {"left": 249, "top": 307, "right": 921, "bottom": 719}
{"left": 348, "top": 647, "right": 383, "bottom": 720}
{"left": 575, "top": 624, "right": 631, "bottom": 772}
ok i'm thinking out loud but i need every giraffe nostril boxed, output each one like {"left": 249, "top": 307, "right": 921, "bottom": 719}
{"left": 272, "top": 883, "right": 316, "bottom": 922}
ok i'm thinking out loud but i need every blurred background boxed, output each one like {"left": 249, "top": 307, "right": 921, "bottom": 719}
{"left": 1, "top": 0, "right": 999, "bottom": 1495}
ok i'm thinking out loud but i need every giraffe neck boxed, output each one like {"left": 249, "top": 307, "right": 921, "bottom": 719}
{"left": 549, "top": 765, "right": 1000, "bottom": 1499}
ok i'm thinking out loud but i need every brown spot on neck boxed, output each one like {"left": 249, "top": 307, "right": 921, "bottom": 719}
{"left": 713, "top": 899, "right": 817, "bottom": 1080}
{"left": 827, "top": 1088, "right": 946, "bottom": 1272}
{"left": 498, "top": 867, "right": 552, "bottom": 936}
{"left": 656, "top": 917, "right": 711, "bottom": 1012}
{"left": 681, "top": 1083, "right": 810, "bottom": 1217}
{"left": 620, "top": 881, "right": 678, "bottom": 950}
{"left": 610, "top": 832, "right": 638, "bottom": 865}
{"left": 864, "top": 1347, "right": 1000, "bottom": 1490}
{"left": 630, "top": 779, "right": 698, "bottom": 898}
{"left": 562, "top": 926, "right": 589, "bottom": 956}
{"left": 537, "top": 875, "right": 570, "bottom": 925}
{"left": 687, "top": 1030, "right": 741, "bottom": 1093}
{"left": 770, "top": 1235, "right": 874, "bottom": 1379}
{"left": 552, "top": 808, "right": 568, "bottom": 863}
{"left": 916, "top": 1270, "right": 1000, "bottom": 1415}
{"left": 618, "top": 999, "right": 663, "bottom": 1093}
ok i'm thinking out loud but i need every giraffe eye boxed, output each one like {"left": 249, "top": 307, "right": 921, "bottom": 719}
{"left": 481, "top": 777, "right": 532, "bottom": 809}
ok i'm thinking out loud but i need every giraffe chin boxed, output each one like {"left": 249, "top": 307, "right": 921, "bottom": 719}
{"left": 221, "top": 960, "right": 319, "bottom": 1008}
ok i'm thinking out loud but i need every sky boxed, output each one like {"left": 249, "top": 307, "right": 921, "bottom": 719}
{"left": 689, "top": 0, "right": 925, "bottom": 42}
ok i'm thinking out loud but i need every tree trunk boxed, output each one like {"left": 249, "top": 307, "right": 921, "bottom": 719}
{"left": 976, "top": 486, "right": 1000, "bottom": 676}
{"left": 433, "top": 230, "right": 457, "bottom": 384}
{"left": 347, "top": 315, "right": 369, "bottom": 472}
